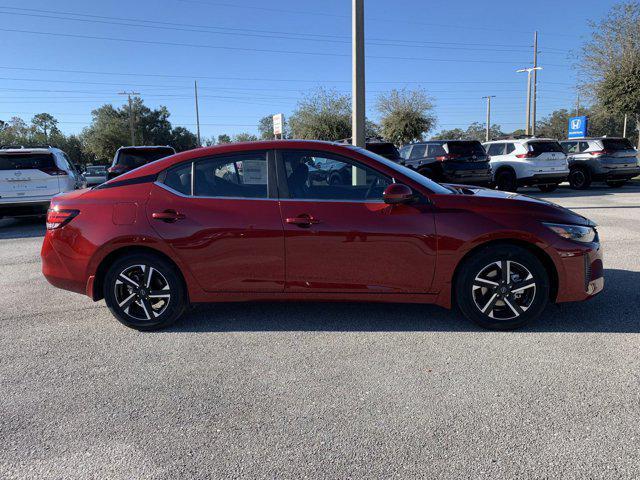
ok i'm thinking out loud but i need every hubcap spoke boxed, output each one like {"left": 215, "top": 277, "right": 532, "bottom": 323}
{"left": 148, "top": 290, "right": 170, "bottom": 298}
{"left": 144, "top": 266, "right": 154, "bottom": 288}
{"left": 139, "top": 297, "right": 153, "bottom": 320}
{"left": 512, "top": 278, "right": 536, "bottom": 293}
{"left": 118, "top": 292, "right": 137, "bottom": 309}
{"left": 118, "top": 273, "right": 139, "bottom": 288}
{"left": 481, "top": 293, "right": 499, "bottom": 314}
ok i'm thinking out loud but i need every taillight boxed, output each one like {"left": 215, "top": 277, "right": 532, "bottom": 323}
{"left": 435, "top": 153, "right": 461, "bottom": 162}
{"left": 40, "top": 166, "right": 68, "bottom": 176}
{"left": 589, "top": 150, "right": 611, "bottom": 156}
{"left": 515, "top": 152, "right": 537, "bottom": 159}
{"left": 46, "top": 207, "right": 79, "bottom": 230}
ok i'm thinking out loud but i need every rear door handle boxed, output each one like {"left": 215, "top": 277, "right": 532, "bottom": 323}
{"left": 285, "top": 214, "right": 320, "bottom": 227}
{"left": 152, "top": 210, "right": 186, "bottom": 223}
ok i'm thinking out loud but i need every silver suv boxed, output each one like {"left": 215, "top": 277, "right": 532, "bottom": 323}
{"left": 559, "top": 137, "right": 640, "bottom": 189}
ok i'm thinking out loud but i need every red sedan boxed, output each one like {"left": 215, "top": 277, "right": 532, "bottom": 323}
{"left": 41, "top": 140, "right": 603, "bottom": 331}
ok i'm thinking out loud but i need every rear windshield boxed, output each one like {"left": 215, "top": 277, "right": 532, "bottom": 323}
{"left": 445, "top": 141, "right": 486, "bottom": 156}
{"left": 367, "top": 143, "right": 400, "bottom": 157}
{"left": 601, "top": 138, "right": 635, "bottom": 151}
{"left": 86, "top": 166, "right": 106, "bottom": 174}
{"left": 528, "top": 141, "right": 564, "bottom": 153}
{"left": 116, "top": 148, "right": 175, "bottom": 168}
{"left": 0, "top": 153, "right": 56, "bottom": 171}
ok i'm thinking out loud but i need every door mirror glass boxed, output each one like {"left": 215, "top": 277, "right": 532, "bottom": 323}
{"left": 383, "top": 184, "right": 414, "bottom": 204}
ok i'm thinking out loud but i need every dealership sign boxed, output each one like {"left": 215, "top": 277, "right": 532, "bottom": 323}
{"left": 568, "top": 116, "right": 588, "bottom": 139}
{"left": 273, "top": 113, "right": 284, "bottom": 136}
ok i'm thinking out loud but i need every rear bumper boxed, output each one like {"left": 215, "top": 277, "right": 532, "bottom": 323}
{"left": 592, "top": 166, "right": 640, "bottom": 181}
{"left": 519, "top": 172, "right": 568, "bottom": 186}
{"left": 0, "top": 199, "right": 50, "bottom": 217}
{"left": 441, "top": 163, "right": 492, "bottom": 185}
{"left": 41, "top": 230, "right": 87, "bottom": 295}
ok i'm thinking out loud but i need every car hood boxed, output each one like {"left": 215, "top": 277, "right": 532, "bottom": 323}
{"left": 437, "top": 185, "right": 594, "bottom": 226}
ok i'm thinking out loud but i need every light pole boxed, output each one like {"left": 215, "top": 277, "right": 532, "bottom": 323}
{"left": 118, "top": 91, "right": 140, "bottom": 146}
{"left": 532, "top": 31, "right": 539, "bottom": 136}
{"left": 623, "top": 113, "right": 628, "bottom": 138}
{"left": 482, "top": 95, "right": 496, "bottom": 142}
{"left": 194, "top": 80, "right": 201, "bottom": 147}
{"left": 352, "top": 0, "right": 366, "bottom": 186}
{"left": 516, "top": 67, "right": 542, "bottom": 135}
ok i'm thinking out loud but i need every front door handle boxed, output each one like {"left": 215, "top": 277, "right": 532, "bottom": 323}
{"left": 286, "top": 214, "right": 320, "bottom": 227}
{"left": 152, "top": 210, "right": 186, "bottom": 223}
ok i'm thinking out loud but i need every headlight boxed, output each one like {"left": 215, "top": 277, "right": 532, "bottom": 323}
{"left": 543, "top": 222, "right": 597, "bottom": 243}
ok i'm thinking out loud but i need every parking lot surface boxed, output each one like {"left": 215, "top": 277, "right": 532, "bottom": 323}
{"left": 1, "top": 183, "right": 640, "bottom": 479}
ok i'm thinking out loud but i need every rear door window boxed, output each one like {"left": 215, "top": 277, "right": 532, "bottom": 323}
{"left": 194, "top": 152, "right": 268, "bottom": 198}
{"left": 164, "top": 163, "right": 192, "bottom": 195}
{"left": 409, "top": 145, "right": 426, "bottom": 159}
{"left": 561, "top": 142, "right": 577, "bottom": 153}
{"left": 427, "top": 144, "right": 446, "bottom": 157}
{"left": 0, "top": 153, "right": 56, "bottom": 171}
{"left": 579, "top": 141, "right": 590, "bottom": 152}
{"left": 601, "top": 138, "right": 635, "bottom": 151}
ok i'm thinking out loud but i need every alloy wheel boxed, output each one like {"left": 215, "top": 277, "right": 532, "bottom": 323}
{"left": 114, "top": 264, "right": 171, "bottom": 321}
{"left": 472, "top": 260, "right": 536, "bottom": 320}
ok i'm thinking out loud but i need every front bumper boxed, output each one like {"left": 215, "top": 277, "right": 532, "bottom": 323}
{"left": 552, "top": 241, "right": 604, "bottom": 303}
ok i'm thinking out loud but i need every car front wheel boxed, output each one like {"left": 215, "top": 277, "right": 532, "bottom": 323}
{"left": 104, "top": 253, "right": 187, "bottom": 331}
{"left": 495, "top": 170, "right": 518, "bottom": 192}
{"left": 569, "top": 166, "right": 592, "bottom": 189}
{"left": 455, "top": 245, "right": 549, "bottom": 330}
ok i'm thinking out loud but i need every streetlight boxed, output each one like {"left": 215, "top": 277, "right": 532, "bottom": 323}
{"left": 516, "top": 67, "right": 542, "bottom": 135}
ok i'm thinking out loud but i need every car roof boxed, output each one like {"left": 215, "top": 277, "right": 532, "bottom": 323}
{"left": 0, "top": 147, "right": 58, "bottom": 154}
{"left": 486, "top": 138, "right": 557, "bottom": 143}
{"left": 117, "top": 145, "right": 175, "bottom": 151}
{"left": 560, "top": 137, "right": 625, "bottom": 141}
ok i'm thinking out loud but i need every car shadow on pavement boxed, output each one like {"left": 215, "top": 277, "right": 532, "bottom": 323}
{"left": 522, "top": 180, "right": 640, "bottom": 200}
{"left": 0, "top": 217, "right": 46, "bottom": 239}
{"left": 167, "top": 268, "right": 639, "bottom": 334}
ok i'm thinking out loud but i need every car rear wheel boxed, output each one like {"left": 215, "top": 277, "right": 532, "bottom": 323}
{"left": 455, "top": 245, "right": 549, "bottom": 330}
{"left": 538, "top": 183, "right": 559, "bottom": 192}
{"left": 569, "top": 166, "right": 592, "bottom": 189}
{"left": 104, "top": 253, "right": 187, "bottom": 331}
{"left": 495, "top": 170, "right": 518, "bottom": 192}
{"left": 606, "top": 180, "right": 626, "bottom": 188}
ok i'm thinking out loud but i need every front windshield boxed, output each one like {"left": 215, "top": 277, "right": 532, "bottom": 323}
{"left": 352, "top": 146, "right": 453, "bottom": 194}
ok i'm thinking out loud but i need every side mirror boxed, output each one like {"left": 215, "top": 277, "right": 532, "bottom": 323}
{"left": 383, "top": 183, "right": 414, "bottom": 205}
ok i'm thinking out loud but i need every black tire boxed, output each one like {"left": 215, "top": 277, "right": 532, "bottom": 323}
{"left": 568, "top": 166, "right": 592, "bottom": 190}
{"left": 495, "top": 169, "right": 518, "bottom": 192}
{"left": 455, "top": 245, "right": 549, "bottom": 330}
{"left": 606, "top": 180, "right": 626, "bottom": 188}
{"left": 103, "top": 253, "right": 187, "bottom": 331}
{"left": 538, "top": 183, "right": 559, "bottom": 193}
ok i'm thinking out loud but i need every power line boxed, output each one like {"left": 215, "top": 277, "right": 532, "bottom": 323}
{"left": 0, "top": 27, "right": 534, "bottom": 65}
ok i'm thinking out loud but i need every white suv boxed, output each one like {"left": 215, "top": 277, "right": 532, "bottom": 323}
{"left": 483, "top": 138, "right": 569, "bottom": 192}
{"left": 0, "top": 146, "right": 85, "bottom": 218}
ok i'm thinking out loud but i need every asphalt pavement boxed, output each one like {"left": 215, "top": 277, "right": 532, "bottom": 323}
{"left": 1, "top": 182, "right": 639, "bottom": 479}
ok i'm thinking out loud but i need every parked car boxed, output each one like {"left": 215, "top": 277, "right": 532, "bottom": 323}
{"left": 83, "top": 165, "right": 108, "bottom": 186}
{"left": 42, "top": 140, "right": 603, "bottom": 332}
{"left": 338, "top": 138, "right": 402, "bottom": 162}
{"left": 0, "top": 146, "right": 85, "bottom": 218}
{"left": 107, "top": 146, "right": 176, "bottom": 180}
{"left": 559, "top": 137, "right": 640, "bottom": 189}
{"left": 483, "top": 138, "right": 569, "bottom": 192}
{"left": 399, "top": 140, "right": 492, "bottom": 186}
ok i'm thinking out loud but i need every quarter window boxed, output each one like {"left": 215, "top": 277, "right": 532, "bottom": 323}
{"left": 164, "top": 163, "right": 192, "bottom": 195}
{"left": 487, "top": 144, "right": 505, "bottom": 156}
{"left": 281, "top": 150, "right": 392, "bottom": 201}
{"left": 409, "top": 144, "right": 426, "bottom": 159}
{"left": 506, "top": 143, "right": 516, "bottom": 154}
{"left": 194, "top": 152, "right": 268, "bottom": 198}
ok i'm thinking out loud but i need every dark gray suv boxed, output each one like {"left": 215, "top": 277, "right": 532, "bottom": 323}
{"left": 560, "top": 137, "right": 640, "bottom": 189}
{"left": 399, "top": 140, "right": 492, "bottom": 186}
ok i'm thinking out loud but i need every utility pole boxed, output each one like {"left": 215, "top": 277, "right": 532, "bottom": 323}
{"left": 531, "top": 31, "right": 539, "bottom": 136}
{"left": 194, "top": 80, "right": 201, "bottom": 147}
{"left": 623, "top": 113, "right": 628, "bottom": 138}
{"left": 517, "top": 67, "right": 542, "bottom": 135}
{"left": 575, "top": 92, "right": 581, "bottom": 116}
{"left": 119, "top": 91, "right": 140, "bottom": 146}
{"left": 482, "top": 95, "right": 496, "bottom": 142}
{"left": 352, "top": 0, "right": 365, "bottom": 148}
{"left": 352, "top": 0, "right": 366, "bottom": 186}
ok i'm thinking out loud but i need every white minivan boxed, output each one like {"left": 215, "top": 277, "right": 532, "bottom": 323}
{"left": 0, "top": 147, "right": 85, "bottom": 218}
{"left": 483, "top": 138, "right": 569, "bottom": 192}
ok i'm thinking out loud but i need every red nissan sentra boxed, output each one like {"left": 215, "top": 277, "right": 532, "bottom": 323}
{"left": 41, "top": 140, "right": 603, "bottom": 331}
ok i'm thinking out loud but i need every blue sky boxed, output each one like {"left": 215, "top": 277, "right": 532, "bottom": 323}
{"left": 0, "top": 0, "right": 619, "bottom": 140}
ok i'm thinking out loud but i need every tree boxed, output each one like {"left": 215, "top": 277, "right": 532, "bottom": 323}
{"left": 289, "top": 88, "right": 352, "bottom": 140}
{"left": 579, "top": 1, "right": 640, "bottom": 147}
{"left": 31, "top": 113, "right": 60, "bottom": 143}
{"left": 376, "top": 88, "right": 436, "bottom": 145}
{"left": 232, "top": 132, "right": 258, "bottom": 142}
{"left": 258, "top": 115, "right": 274, "bottom": 140}
{"left": 170, "top": 126, "right": 199, "bottom": 152}
{"left": 432, "top": 122, "right": 504, "bottom": 141}
{"left": 217, "top": 134, "right": 231, "bottom": 144}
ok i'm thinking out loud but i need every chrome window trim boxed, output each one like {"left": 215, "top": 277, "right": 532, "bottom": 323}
{"left": 154, "top": 181, "right": 386, "bottom": 204}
